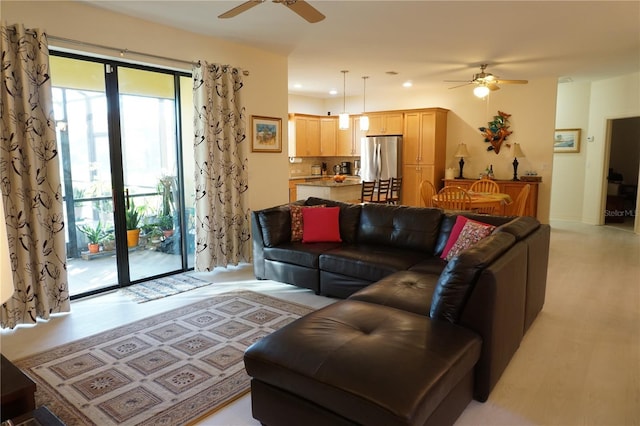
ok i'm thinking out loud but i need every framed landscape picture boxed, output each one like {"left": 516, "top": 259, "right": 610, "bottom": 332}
{"left": 554, "top": 128, "right": 581, "bottom": 153}
{"left": 251, "top": 115, "right": 282, "bottom": 153}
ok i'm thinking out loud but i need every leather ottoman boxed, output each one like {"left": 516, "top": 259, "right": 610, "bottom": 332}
{"left": 244, "top": 300, "right": 482, "bottom": 426}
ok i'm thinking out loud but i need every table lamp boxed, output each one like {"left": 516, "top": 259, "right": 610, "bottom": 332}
{"left": 1, "top": 199, "right": 14, "bottom": 305}
{"left": 511, "top": 143, "right": 525, "bottom": 181}
{"left": 454, "top": 143, "right": 470, "bottom": 179}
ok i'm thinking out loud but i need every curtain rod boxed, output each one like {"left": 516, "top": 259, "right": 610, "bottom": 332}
{"left": 6, "top": 27, "right": 249, "bottom": 76}
{"left": 48, "top": 35, "right": 250, "bottom": 76}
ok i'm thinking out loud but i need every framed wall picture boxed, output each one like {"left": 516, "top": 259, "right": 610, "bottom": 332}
{"left": 251, "top": 115, "right": 282, "bottom": 153}
{"left": 554, "top": 128, "right": 581, "bottom": 153}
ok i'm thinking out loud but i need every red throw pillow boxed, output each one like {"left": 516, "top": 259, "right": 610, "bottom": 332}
{"left": 445, "top": 219, "right": 496, "bottom": 261}
{"left": 441, "top": 216, "right": 469, "bottom": 259}
{"left": 290, "top": 204, "right": 325, "bottom": 241}
{"left": 301, "top": 207, "right": 342, "bottom": 243}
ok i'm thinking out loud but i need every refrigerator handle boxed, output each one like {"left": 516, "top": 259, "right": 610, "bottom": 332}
{"left": 375, "top": 143, "right": 382, "bottom": 181}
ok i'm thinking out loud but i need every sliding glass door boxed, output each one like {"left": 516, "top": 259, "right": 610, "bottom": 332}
{"left": 51, "top": 53, "right": 194, "bottom": 298}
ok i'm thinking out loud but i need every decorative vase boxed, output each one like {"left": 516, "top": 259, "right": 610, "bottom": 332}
{"left": 127, "top": 229, "right": 140, "bottom": 247}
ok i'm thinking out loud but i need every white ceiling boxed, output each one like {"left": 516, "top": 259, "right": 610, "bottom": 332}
{"left": 86, "top": 1, "right": 640, "bottom": 99}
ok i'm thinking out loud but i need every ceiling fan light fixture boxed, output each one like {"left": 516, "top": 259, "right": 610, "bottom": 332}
{"left": 474, "top": 84, "right": 490, "bottom": 98}
{"left": 360, "top": 76, "right": 369, "bottom": 131}
{"left": 339, "top": 70, "right": 350, "bottom": 130}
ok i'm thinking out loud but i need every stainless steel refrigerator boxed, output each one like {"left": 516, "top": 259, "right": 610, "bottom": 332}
{"left": 360, "top": 136, "right": 402, "bottom": 182}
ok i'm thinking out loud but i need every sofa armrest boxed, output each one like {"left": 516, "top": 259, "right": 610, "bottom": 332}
{"left": 458, "top": 241, "right": 527, "bottom": 401}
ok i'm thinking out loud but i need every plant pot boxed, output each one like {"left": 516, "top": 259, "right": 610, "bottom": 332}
{"left": 88, "top": 243, "right": 100, "bottom": 254}
{"left": 163, "top": 229, "right": 174, "bottom": 238}
{"left": 127, "top": 229, "right": 140, "bottom": 247}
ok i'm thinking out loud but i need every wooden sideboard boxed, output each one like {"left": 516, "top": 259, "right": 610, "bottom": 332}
{"left": 443, "top": 179, "right": 539, "bottom": 217}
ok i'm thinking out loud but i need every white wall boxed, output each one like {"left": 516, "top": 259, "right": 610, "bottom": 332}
{"left": 551, "top": 81, "right": 591, "bottom": 222}
{"left": 3, "top": 0, "right": 291, "bottom": 211}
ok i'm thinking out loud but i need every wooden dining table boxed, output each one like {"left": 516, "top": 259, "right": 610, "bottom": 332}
{"left": 433, "top": 191, "right": 512, "bottom": 213}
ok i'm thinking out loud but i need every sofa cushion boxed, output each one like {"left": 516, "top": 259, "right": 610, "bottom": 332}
{"left": 440, "top": 215, "right": 469, "bottom": 259}
{"left": 244, "top": 300, "right": 482, "bottom": 426}
{"left": 264, "top": 242, "right": 342, "bottom": 268}
{"left": 257, "top": 205, "right": 291, "bottom": 247}
{"left": 305, "top": 197, "right": 362, "bottom": 244}
{"left": 430, "top": 232, "right": 516, "bottom": 323}
{"left": 302, "top": 206, "right": 342, "bottom": 243}
{"left": 320, "top": 244, "right": 428, "bottom": 282}
{"left": 358, "top": 204, "right": 443, "bottom": 252}
{"left": 407, "top": 257, "right": 448, "bottom": 275}
{"left": 445, "top": 219, "right": 496, "bottom": 261}
{"left": 349, "top": 270, "right": 439, "bottom": 316}
{"left": 290, "top": 204, "right": 325, "bottom": 241}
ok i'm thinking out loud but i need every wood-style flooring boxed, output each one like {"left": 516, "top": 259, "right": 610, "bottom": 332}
{"left": 1, "top": 220, "right": 638, "bottom": 426}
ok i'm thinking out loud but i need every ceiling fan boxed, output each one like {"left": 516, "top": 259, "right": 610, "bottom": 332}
{"left": 218, "top": 0, "right": 325, "bottom": 23}
{"left": 446, "top": 64, "right": 528, "bottom": 92}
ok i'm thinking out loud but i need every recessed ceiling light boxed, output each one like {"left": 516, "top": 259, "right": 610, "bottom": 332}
{"left": 403, "top": 81, "right": 413, "bottom": 88}
{"left": 329, "top": 89, "right": 338, "bottom": 95}
{"left": 293, "top": 83, "right": 302, "bottom": 89}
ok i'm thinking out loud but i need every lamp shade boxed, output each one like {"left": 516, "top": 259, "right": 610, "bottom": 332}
{"left": 454, "top": 143, "right": 470, "bottom": 158}
{"left": 473, "top": 85, "right": 490, "bottom": 98}
{"left": 512, "top": 143, "right": 525, "bottom": 158}
{"left": 0, "top": 199, "right": 14, "bottom": 304}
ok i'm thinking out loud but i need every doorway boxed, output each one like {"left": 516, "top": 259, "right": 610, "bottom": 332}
{"left": 604, "top": 116, "right": 640, "bottom": 232}
{"left": 51, "top": 52, "right": 195, "bottom": 298}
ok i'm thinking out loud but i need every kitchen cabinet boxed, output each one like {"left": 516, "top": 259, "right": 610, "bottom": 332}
{"left": 289, "top": 114, "right": 320, "bottom": 157}
{"left": 366, "top": 112, "right": 403, "bottom": 136}
{"left": 320, "top": 117, "right": 337, "bottom": 156}
{"left": 443, "top": 179, "right": 539, "bottom": 217}
{"left": 402, "top": 164, "right": 435, "bottom": 207}
{"left": 401, "top": 108, "right": 448, "bottom": 206}
{"left": 289, "top": 179, "right": 306, "bottom": 202}
{"left": 336, "top": 116, "right": 364, "bottom": 156}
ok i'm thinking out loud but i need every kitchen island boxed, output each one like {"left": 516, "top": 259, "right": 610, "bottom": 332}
{"left": 296, "top": 180, "right": 362, "bottom": 203}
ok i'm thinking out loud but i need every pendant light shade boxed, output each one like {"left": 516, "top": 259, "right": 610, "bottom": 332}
{"left": 360, "top": 76, "right": 369, "bottom": 131}
{"left": 339, "top": 70, "right": 350, "bottom": 130}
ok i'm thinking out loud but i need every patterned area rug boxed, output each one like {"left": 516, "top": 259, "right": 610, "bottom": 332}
{"left": 14, "top": 291, "right": 313, "bottom": 426}
{"left": 119, "top": 273, "right": 212, "bottom": 303}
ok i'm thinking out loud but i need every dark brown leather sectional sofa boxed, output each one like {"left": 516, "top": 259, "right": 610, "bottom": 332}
{"left": 245, "top": 197, "right": 550, "bottom": 425}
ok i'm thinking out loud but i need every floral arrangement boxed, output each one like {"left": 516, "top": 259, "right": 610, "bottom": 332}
{"left": 479, "top": 110, "right": 512, "bottom": 154}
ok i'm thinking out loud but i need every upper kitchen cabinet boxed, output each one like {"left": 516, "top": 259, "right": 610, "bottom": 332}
{"left": 320, "top": 117, "right": 338, "bottom": 156}
{"left": 336, "top": 116, "right": 364, "bottom": 156}
{"left": 366, "top": 112, "right": 403, "bottom": 136}
{"left": 289, "top": 114, "right": 320, "bottom": 157}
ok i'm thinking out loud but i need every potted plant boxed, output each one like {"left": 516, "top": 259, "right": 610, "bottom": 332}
{"left": 157, "top": 214, "right": 174, "bottom": 237}
{"left": 126, "top": 200, "right": 142, "bottom": 247}
{"left": 77, "top": 221, "right": 107, "bottom": 253}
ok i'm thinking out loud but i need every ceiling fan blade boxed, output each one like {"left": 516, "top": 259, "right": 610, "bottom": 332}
{"left": 448, "top": 82, "right": 473, "bottom": 89}
{"left": 496, "top": 79, "right": 528, "bottom": 85}
{"left": 218, "top": 0, "right": 264, "bottom": 19}
{"left": 488, "top": 83, "right": 500, "bottom": 91}
{"left": 280, "top": 0, "right": 325, "bottom": 23}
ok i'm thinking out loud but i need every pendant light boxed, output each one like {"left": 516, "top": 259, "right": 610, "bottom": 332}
{"left": 360, "top": 76, "right": 370, "bottom": 131}
{"left": 339, "top": 70, "right": 349, "bottom": 130}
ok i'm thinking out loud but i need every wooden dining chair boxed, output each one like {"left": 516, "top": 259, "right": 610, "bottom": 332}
{"left": 371, "top": 179, "right": 391, "bottom": 203}
{"left": 360, "top": 180, "right": 376, "bottom": 203}
{"left": 419, "top": 180, "right": 437, "bottom": 207}
{"left": 513, "top": 184, "right": 531, "bottom": 216}
{"left": 469, "top": 178, "right": 500, "bottom": 193}
{"left": 434, "top": 186, "right": 472, "bottom": 211}
{"left": 386, "top": 177, "right": 402, "bottom": 204}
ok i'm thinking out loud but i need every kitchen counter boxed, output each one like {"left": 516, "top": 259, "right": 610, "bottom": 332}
{"left": 296, "top": 179, "right": 362, "bottom": 203}
{"left": 289, "top": 175, "right": 359, "bottom": 180}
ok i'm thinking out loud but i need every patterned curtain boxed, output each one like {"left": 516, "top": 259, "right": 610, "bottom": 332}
{"left": 0, "top": 24, "right": 70, "bottom": 329}
{"left": 192, "top": 62, "right": 250, "bottom": 271}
